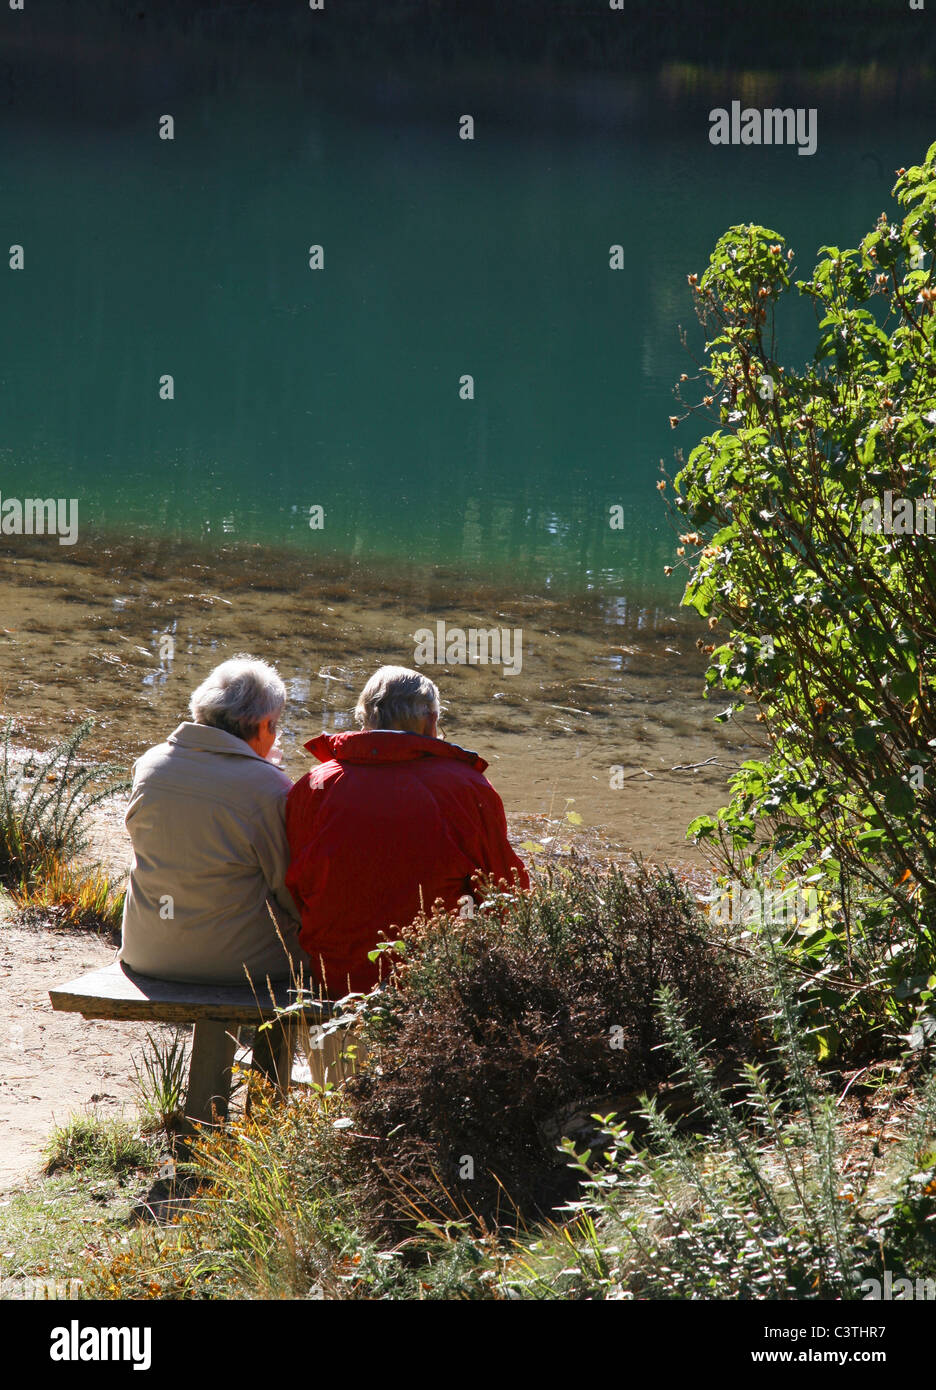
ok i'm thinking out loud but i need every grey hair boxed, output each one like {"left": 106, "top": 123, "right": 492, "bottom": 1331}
{"left": 189, "top": 656, "right": 286, "bottom": 743}
{"left": 354, "top": 665, "right": 440, "bottom": 733}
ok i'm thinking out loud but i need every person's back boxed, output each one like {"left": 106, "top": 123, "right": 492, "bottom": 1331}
{"left": 119, "top": 659, "right": 304, "bottom": 985}
{"left": 285, "top": 669, "right": 528, "bottom": 996}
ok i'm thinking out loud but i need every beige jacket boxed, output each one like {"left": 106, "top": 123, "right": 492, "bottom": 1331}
{"left": 118, "top": 722, "right": 307, "bottom": 985}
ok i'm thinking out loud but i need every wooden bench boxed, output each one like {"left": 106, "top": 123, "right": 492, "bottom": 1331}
{"left": 49, "top": 961, "right": 337, "bottom": 1126}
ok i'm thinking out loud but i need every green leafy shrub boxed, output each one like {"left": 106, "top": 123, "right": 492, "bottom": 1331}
{"left": 668, "top": 142, "right": 936, "bottom": 1057}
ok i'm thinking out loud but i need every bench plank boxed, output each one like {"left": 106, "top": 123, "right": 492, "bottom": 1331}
{"left": 49, "top": 960, "right": 335, "bottom": 1025}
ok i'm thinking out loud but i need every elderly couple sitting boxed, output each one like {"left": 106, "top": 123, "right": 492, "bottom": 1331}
{"left": 118, "top": 658, "right": 529, "bottom": 1004}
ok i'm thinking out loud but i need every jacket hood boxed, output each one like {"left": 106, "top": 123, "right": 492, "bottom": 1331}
{"left": 306, "top": 729, "right": 488, "bottom": 773}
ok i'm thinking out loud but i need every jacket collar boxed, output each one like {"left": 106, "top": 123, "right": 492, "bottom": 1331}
{"left": 167, "top": 721, "right": 267, "bottom": 760}
{"left": 306, "top": 729, "right": 488, "bottom": 772}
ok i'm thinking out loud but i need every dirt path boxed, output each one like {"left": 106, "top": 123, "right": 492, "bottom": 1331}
{"left": 0, "top": 919, "right": 181, "bottom": 1194}
{"left": 0, "top": 782, "right": 178, "bottom": 1195}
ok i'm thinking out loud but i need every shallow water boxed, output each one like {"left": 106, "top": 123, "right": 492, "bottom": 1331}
{"left": 0, "top": 532, "right": 760, "bottom": 865}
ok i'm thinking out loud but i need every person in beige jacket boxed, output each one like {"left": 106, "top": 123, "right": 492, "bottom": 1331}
{"left": 118, "top": 656, "right": 307, "bottom": 985}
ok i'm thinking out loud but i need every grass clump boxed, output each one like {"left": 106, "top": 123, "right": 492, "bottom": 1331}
{"left": 131, "top": 1030, "right": 190, "bottom": 1137}
{"left": 12, "top": 855, "right": 125, "bottom": 931}
{"left": 84, "top": 1085, "right": 376, "bottom": 1300}
{"left": 43, "top": 1112, "right": 156, "bottom": 1179}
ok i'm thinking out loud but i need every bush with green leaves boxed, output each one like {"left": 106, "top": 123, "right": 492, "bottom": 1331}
{"left": 668, "top": 141, "right": 936, "bottom": 1058}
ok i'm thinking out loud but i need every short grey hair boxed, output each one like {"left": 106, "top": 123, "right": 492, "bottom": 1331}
{"left": 354, "top": 665, "right": 440, "bottom": 733}
{"left": 190, "top": 656, "right": 286, "bottom": 743}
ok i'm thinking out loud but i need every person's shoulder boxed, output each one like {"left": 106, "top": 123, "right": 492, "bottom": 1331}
{"left": 453, "top": 760, "right": 490, "bottom": 784}
{"left": 432, "top": 754, "right": 495, "bottom": 792}
{"left": 248, "top": 758, "right": 293, "bottom": 798}
{"left": 131, "top": 739, "right": 174, "bottom": 780}
{"left": 240, "top": 764, "right": 294, "bottom": 829}
{"left": 457, "top": 760, "right": 504, "bottom": 805}
{"left": 286, "top": 763, "right": 334, "bottom": 800}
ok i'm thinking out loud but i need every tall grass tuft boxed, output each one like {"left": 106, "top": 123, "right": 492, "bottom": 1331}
{"left": 12, "top": 854, "right": 126, "bottom": 931}
{"left": 0, "top": 717, "right": 128, "bottom": 892}
{"left": 131, "top": 1031, "right": 190, "bottom": 1138}
{"left": 85, "top": 1087, "right": 370, "bottom": 1300}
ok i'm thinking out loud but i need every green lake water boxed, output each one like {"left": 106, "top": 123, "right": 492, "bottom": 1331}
{"left": 2, "top": 72, "right": 931, "bottom": 604}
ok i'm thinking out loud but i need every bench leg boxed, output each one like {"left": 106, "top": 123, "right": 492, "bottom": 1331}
{"left": 249, "top": 1017, "right": 296, "bottom": 1106}
{"left": 185, "top": 1021, "right": 236, "bottom": 1126}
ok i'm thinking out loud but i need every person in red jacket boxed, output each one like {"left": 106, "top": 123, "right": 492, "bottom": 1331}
{"left": 285, "top": 665, "right": 529, "bottom": 997}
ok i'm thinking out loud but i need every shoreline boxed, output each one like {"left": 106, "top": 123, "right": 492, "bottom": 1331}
{"left": 0, "top": 536, "right": 758, "bottom": 867}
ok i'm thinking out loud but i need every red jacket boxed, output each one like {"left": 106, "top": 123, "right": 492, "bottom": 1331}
{"left": 285, "top": 730, "right": 529, "bottom": 996}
